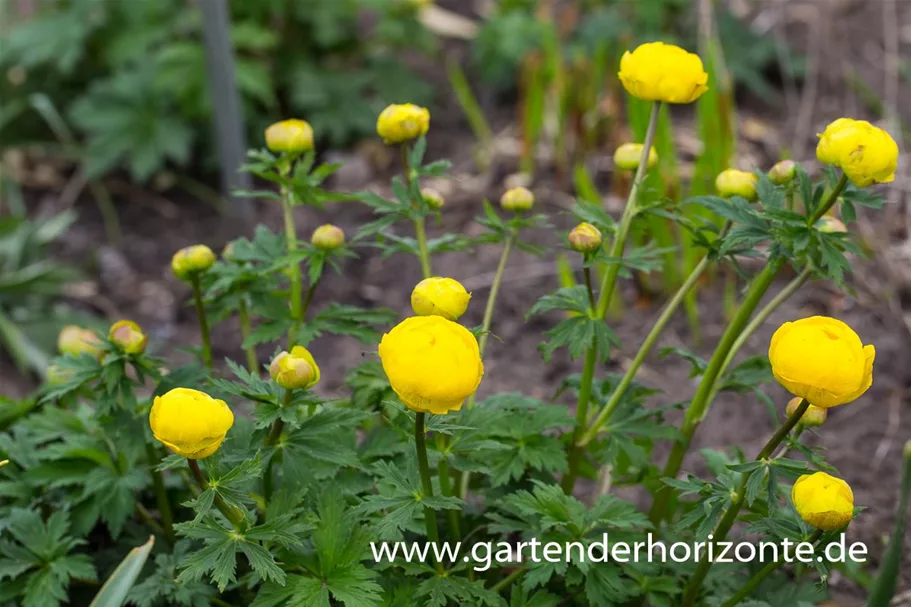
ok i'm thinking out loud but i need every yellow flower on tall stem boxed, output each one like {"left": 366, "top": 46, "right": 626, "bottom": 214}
{"left": 816, "top": 118, "right": 898, "bottom": 187}
{"left": 618, "top": 41, "right": 709, "bottom": 104}
{"left": 149, "top": 388, "right": 234, "bottom": 459}
{"left": 792, "top": 472, "right": 855, "bottom": 531}
{"left": 376, "top": 104, "right": 430, "bottom": 144}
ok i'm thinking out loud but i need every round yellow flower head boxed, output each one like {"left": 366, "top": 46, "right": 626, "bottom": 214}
{"left": 411, "top": 277, "right": 471, "bottom": 321}
{"left": 378, "top": 315, "right": 484, "bottom": 415}
{"left": 108, "top": 320, "right": 148, "bottom": 355}
{"left": 149, "top": 388, "right": 234, "bottom": 459}
{"left": 613, "top": 143, "right": 658, "bottom": 171}
{"left": 500, "top": 186, "right": 534, "bottom": 212}
{"left": 791, "top": 471, "right": 854, "bottom": 531}
{"left": 618, "top": 42, "right": 709, "bottom": 104}
{"left": 171, "top": 245, "right": 216, "bottom": 281}
{"left": 265, "top": 119, "right": 314, "bottom": 155}
{"left": 716, "top": 169, "right": 758, "bottom": 201}
{"left": 311, "top": 224, "right": 345, "bottom": 250}
{"left": 568, "top": 222, "right": 603, "bottom": 254}
{"left": 58, "top": 325, "right": 102, "bottom": 358}
{"left": 421, "top": 188, "right": 444, "bottom": 210}
{"left": 376, "top": 103, "right": 430, "bottom": 144}
{"left": 270, "top": 346, "right": 320, "bottom": 390}
{"left": 816, "top": 216, "right": 848, "bottom": 233}
{"left": 786, "top": 396, "right": 827, "bottom": 427}
{"left": 816, "top": 118, "right": 899, "bottom": 187}
{"left": 769, "top": 316, "right": 874, "bottom": 409}
{"left": 769, "top": 160, "right": 798, "bottom": 185}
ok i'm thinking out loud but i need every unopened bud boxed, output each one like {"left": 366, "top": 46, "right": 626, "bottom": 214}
{"left": 769, "top": 160, "right": 798, "bottom": 185}
{"left": 311, "top": 224, "right": 345, "bottom": 250}
{"left": 265, "top": 119, "right": 314, "bottom": 155}
{"left": 421, "top": 188, "right": 444, "bottom": 210}
{"left": 716, "top": 169, "right": 758, "bottom": 201}
{"left": 270, "top": 346, "right": 321, "bottom": 390}
{"left": 500, "top": 187, "right": 534, "bottom": 212}
{"left": 58, "top": 326, "right": 102, "bottom": 358}
{"left": 568, "top": 222, "right": 603, "bottom": 254}
{"left": 109, "top": 320, "right": 148, "bottom": 355}
{"left": 46, "top": 364, "right": 74, "bottom": 385}
{"left": 0, "top": 460, "right": 7, "bottom": 468}
{"left": 171, "top": 245, "right": 216, "bottom": 281}
{"left": 786, "top": 397, "right": 827, "bottom": 427}
{"left": 816, "top": 216, "right": 847, "bottom": 233}
{"left": 411, "top": 277, "right": 470, "bottom": 321}
{"left": 613, "top": 143, "right": 658, "bottom": 171}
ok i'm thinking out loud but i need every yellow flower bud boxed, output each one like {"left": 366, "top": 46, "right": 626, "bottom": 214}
{"left": 618, "top": 41, "right": 709, "bottom": 104}
{"left": 311, "top": 224, "right": 345, "bottom": 250}
{"left": 421, "top": 188, "right": 444, "bottom": 210}
{"left": 46, "top": 364, "right": 73, "bottom": 385}
{"left": 270, "top": 346, "right": 320, "bottom": 390}
{"left": 613, "top": 143, "right": 658, "bottom": 171}
{"left": 816, "top": 216, "right": 847, "bottom": 233}
{"left": 769, "top": 316, "right": 874, "bottom": 409}
{"left": 786, "top": 397, "right": 827, "bottom": 427}
{"left": 0, "top": 460, "right": 7, "bottom": 468}
{"left": 264, "top": 119, "right": 314, "bottom": 155}
{"left": 411, "top": 277, "right": 471, "bottom": 321}
{"left": 149, "top": 388, "right": 234, "bottom": 459}
{"left": 791, "top": 472, "right": 854, "bottom": 531}
{"left": 376, "top": 103, "right": 430, "bottom": 144}
{"left": 108, "top": 320, "right": 148, "bottom": 355}
{"left": 171, "top": 245, "right": 216, "bottom": 281}
{"left": 57, "top": 325, "right": 102, "bottom": 358}
{"left": 816, "top": 118, "right": 899, "bottom": 187}
{"left": 769, "top": 160, "right": 798, "bottom": 185}
{"left": 222, "top": 242, "right": 238, "bottom": 262}
{"left": 568, "top": 222, "right": 603, "bottom": 254}
{"left": 715, "top": 169, "right": 758, "bottom": 201}
{"left": 378, "top": 316, "right": 483, "bottom": 415}
{"left": 500, "top": 186, "right": 534, "bottom": 212}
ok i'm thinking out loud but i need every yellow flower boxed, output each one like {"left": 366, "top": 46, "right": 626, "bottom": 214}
{"left": 786, "top": 396, "right": 827, "bottom": 427}
{"left": 149, "top": 388, "right": 234, "bottom": 459}
{"left": 769, "top": 160, "right": 798, "bottom": 185}
{"left": 109, "top": 320, "right": 148, "bottom": 355}
{"left": 769, "top": 316, "right": 874, "bottom": 409}
{"left": 715, "top": 169, "right": 758, "bottom": 201}
{"left": 378, "top": 315, "right": 483, "bottom": 415}
{"left": 311, "top": 224, "right": 345, "bottom": 250}
{"left": 376, "top": 104, "right": 430, "bottom": 144}
{"left": 421, "top": 188, "right": 444, "bottom": 210}
{"left": 618, "top": 41, "right": 709, "bottom": 104}
{"left": 265, "top": 119, "right": 314, "bottom": 154}
{"left": 613, "top": 143, "right": 658, "bottom": 171}
{"left": 792, "top": 472, "right": 855, "bottom": 531}
{"left": 270, "top": 346, "right": 321, "bottom": 390}
{"left": 171, "top": 245, "right": 216, "bottom": 281}
{"left": 500, "top": 186, "right": 534, "bottom": 212}
{"left": 411, "top": 277, "right": 471, "bottom": 321}
{"left": 57, "top": 325, "right": 102, "bottom": 358}
{"left": 816, "top": 118, "right": 899, "bottom": 187}
{"left": 568, "top": 222, "right": 603, "bottom": 254}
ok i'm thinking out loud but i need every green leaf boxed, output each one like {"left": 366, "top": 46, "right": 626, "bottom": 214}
{"left": 89, "top": 535, "right": 155, "bottom": 607}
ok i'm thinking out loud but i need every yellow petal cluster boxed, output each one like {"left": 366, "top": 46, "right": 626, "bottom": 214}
{"left": 149, "top": 388, "right": 234, "bottom": 459}
{"left": 109, "top": 320, "right": 148, "bottom": 355}
{"left": 376, "top": 103, "right": 430, "bottom": 144}
{"left": 613, "top": 143, "right": 658, "bottom": 171}
{"left": 378, "top": 315, "right": 483, "bottom": 415}
{"left": 411, "top": 277, "right": 471, "bottom": 321}
{"left": 715, "top": 169, "right": 758, "bottom": 201}
{"left": 171, "top": 245, "right": 216, "bottom": 281}
{"left": 618, "top": 42, "right": 708, "bottom": 104}
{"left": 58, "top": 325, "right": 102, "bottom": 358}
{"left": 816, "top": 118, "right": 899, "bottom": 187}
{"left": 270, "top": 346, "right": 321, "bottom": 390}
{"left": 791, "top": 471, "right": 855, "bottom": 531}
{"left": 769, "top": 316, "right": 874, "bottom": 409}
{"left": 265, "top": 119, "right": 314, "bottom": 155}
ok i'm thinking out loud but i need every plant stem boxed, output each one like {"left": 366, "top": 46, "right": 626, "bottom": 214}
{"left": 264, "top": 390, "right": 291, "bottom": 507}
{"left": 595, "top": 101, "right": 661, "bottom": 319}
{"left": 492, "top": 566, "right": 526, "bottom": 593}
{"left": 562, "top": 343, "right": 598, "bottom": 494}
{"left": 476, "top": 234, "right": 515, "bottom": 364}
{"left": 188, "top": 459, "right": 245, "bottom": 528}
{"left": 648, "top": 257, "right": 785, "bottom": 526}
{"left": 283, "top": 194, "right": 303, "bottom": 349}
{"left": 145, "top": 443, "right": 175, "bottom": 547}
{"left": 190, "top": 274, "right": 213, "bottom": 369}
{"left": 810, "top": 173, "right": 848, "bottom": 223}
{"left": 413, "top": 217, "right": 433, "bottom": 279}
{"left": 238, "top": 296, "right": 257, "bottom": 374}
{"left": 415, "top": 413, "right": 444, "bottom": 572}
{"left": 135, "top": 503, "right": 166, "bottom": 537}
{"left": 680, "top": 399, "right": 810, "bottom": 607}
{"left": 435, "top": 435, "right": 461, "bottom": 539}
{"left": 583, "top": 265, "right": 596, "bottom": 309}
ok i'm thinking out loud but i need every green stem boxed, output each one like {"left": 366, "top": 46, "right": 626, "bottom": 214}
{"left": 188, "top": 459, "right": 244, "bottom": 528}
{"left": 680, "top": 399, "right": 810, "bottom": 607}
{"left": 238, "top": 296, "right": 257, "bottom": 374}
{"left": 649, "top": 257, "right": 785, "bottom": 526}
{"left": 145, "top": 443, "right": 175, "bottom": 547}
{"left": 492, "top": 566, "right": 526, "bottom": 593}
{"left": 264, "top": 390, "right": 291, "bottom": 507}
{"left": 583, "top": 265, "right": 596, "bottom": 309}
{"left": 476, "top": 234, "right": 515, "bottom": 363}
{"left": 283, "top": 195, "right": 303, "bottom": 349}
{"left": 413, "top": 218, "right": 433, "bottom": 279}
{"left": 435, "top": 435, "right": 461, "bottom": 539}
{"left": 810, "top": 173, "right": 848, "bottom": 223}
{"left": 562, "top": 343, "right": 598, "bottom": 494}
{"left": 595, "top": 101, "right": 661, "bottom": 319}
{"left": 135, "top": 503, "right": 165, "bottom": 536}
{"left": 415, "top": 413, "right": 444, "bottom": 572}
{"left": 190, "top": 274, "right": 213, "bottom": 369}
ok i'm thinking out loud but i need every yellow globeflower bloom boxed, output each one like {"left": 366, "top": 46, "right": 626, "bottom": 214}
{"left": 149, "top": 388, "right": 234, "bottom": 459}
{"left": 109, "top": 320, "right": 148, "bottom": 355}
{"left": 816, "top": 118, "right": 899, "bottom": 187}
{"left": 171, "top": 245, "right": 216, "bottom": 281}
{"left": 792, "top": 472, "right": 855, "bottom": 531}
{"left": 411, "top": 277, "right": 471, "bottom": 321}
{"left": 264, "top": 119, "right": 314, "bottom": 154}
{"left": 618, "top": 42, "right": 709, "bottom": 104}
{"left": 376, "top": 103, "right": 430, "bottom": 144}
{"left": 270, "top": 346, "right": 321, "bottom": 390}
{"left": 716, "top": 169, "right": 758, "bottom": 201}
{"left": 613, "top": 143, "right": 658, "bottom": 171}
{"left": 58, "top": 325, "right": 102, "bottom": 358}
{"left": 769, "top": 316, "right": 874, "bottom": 409}
{"left": 378, "top": 316, "right": 483, "bottom": 415}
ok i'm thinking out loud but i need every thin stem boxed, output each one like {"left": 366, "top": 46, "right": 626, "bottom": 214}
{"left": 238, "top": 296, "right": 257, "bottom": 374}
{"left": 476, "top": 234, "right": 515, "bottom": 362}
{"left": 680, "top": 399, "right": 810, "bottom": 607}
{"left": 583, "top": 265, "right": 596, "bottom": 309}
{"left": 283, "top": 194, "right": 303, "bottom": 349}
{"left": 145, "top": 443, "right": 175, "bottom": 547}
{"left": 435, "top": 435, "right": 461, "bottom": 539}
{"left": 264, "top": 390, "right": 291, "bottom": 507}
{"left": 810, "top": 173, "right": 848, "bottom": 223}
{"left": 561, "top": 343, "right": 598, "bottom": 494}
{"left": 415, "top": 413, "right": 444, "bottom": 572}
{"left": 188, "top": 459, "right": 245, "bottom": 528}
{"left": 595, "top": 102, "right": 661, "bottom": 319}
{"left": 135, "top": 503, "right": 165, "bottom": 537}
{"left": 401, "top": 144, "right": 432, "bottom": 278}
{"left": 492, "top": 566, "right": 526, "bottom": 593}
{"left": 190, "top": 274, "right": 213, "bottom": 369}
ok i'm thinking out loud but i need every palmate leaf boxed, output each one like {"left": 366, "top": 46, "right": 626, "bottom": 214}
{"left": 281, "top": 408, "right": 369, "bottom": 484}
{"left": 538, "top": 315, "right": 620, "bottom": 363}
{"left": 296, "top": 303, "right": 397, "bottom": 346}
{"left": 416, "top": 575, "right": 506, "bottom": 607}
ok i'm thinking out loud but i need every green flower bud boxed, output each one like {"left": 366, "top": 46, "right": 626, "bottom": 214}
{"left": 109, "top": 320, "right": 148, "bottom": 355}
{"left": 568, "top": 222, "right": 603, "bottom": 254}
{"left": 786, "top": 397, "right": 827, "bottom": 427}
{"left": 311, "top": 224, "right": 345, "bottom": 250}
{"left": 171, "top": 245, "right": 216, "bottom": 281}
{"left": 500, "top": 187, "right": 534, "bottom": 212}
{"left": 769, "top": 160, "right": 798, "bottom": 185}
{"left": 421, "top": 188, "right": 444, "bottom": 210}
{"left": 613, "top": 143, "right": 658, "bottom": 171}
{"left": 270, "top": 346, "right": 321, "bottom": 390}
{"left": 715, "top": 169, "right": 758, "bottom": 201}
